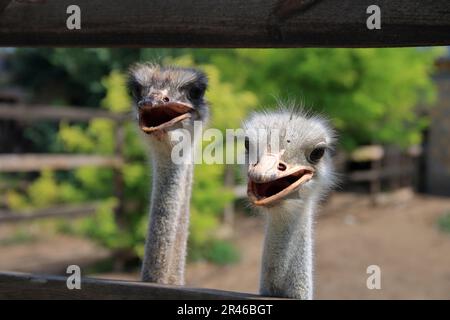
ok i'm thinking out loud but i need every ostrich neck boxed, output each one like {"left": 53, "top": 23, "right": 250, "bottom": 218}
{"left": 141, "top": 138, "right": 194, "bottom": 285}
{"left": 169, "top": 162, "right": 193, "bottom": 284}
{"left": 260, "top": 199, "right": 315, "bottom": 299}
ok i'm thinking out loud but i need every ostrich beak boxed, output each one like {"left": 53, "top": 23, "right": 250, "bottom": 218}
{"left": 138, "top": 101, "right": 194, "bottom": 134}
{"left": 247, "top": 152, "right": 314, "bottom": 206}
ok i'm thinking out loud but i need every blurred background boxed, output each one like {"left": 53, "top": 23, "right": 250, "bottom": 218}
{"left": 1, "top": 48, "right": 450, "bottom": 299}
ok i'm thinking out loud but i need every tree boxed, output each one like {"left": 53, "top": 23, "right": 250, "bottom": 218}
{"left": 186, "top": 48, "right": 441, "bottom": 150}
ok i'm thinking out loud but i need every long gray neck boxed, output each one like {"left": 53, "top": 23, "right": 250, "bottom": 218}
{"left": 141, "top": 137, "right": 193, "bottom": 285}
{"left": 260, "top": 199, "right": 315, "bottom": 299}
{"left": 168, "top": 161, "right": 193, "bottom": 284}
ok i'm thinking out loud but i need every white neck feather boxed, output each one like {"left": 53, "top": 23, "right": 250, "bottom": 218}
{"left": 141, "top": 133, "right": 195, "bottom": 285}
{"left": 260, "top": 198, "right": 316, "bottom": 299}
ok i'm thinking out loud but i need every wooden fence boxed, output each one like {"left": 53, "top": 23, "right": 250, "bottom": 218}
{"left": 0, "top": 203, "right": 99, "bottom": 223}
{"left": 0, "top": 271, "right": 275, "bottom": 299}
{"left": 341, "top": 145, "right": 421, "bottom": 203}
{"left": 0, "top": 103, "right": 128, "bottom": 224}
{"left": 0, "top": 0, "right": 449, "bottom": 47}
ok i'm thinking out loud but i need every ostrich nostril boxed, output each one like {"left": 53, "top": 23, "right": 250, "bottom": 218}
{"left": 163, "top": 97, "right": 170, "bottom": 103}
{"left": 138, "top": 98, "right": 152, "bottom": 108}
{"left": 278, "top": 163, "right": 287, "bottom": 171}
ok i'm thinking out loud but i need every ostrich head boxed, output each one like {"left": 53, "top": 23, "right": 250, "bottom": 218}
{"left": 128, "top": 63, "right": 208, "bottom": 141}
{"left": 243, "top": 106, "right": 336, "bottom": 209}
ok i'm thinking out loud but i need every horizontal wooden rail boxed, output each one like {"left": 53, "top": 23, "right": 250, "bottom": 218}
{"left": 0, "top": 154, "right": 123, "bottom": 172}
{"left": 350, "top": 145, "right": 384, "bottom": 162}
{"left": 0, "top": 0, "right": 449, "bottom": 47}
{"left": 348, "top": 165, "right": 414, "bottom": 182}
{"left": 0, "top": 271, "right": 277, "bottom": 300}
{"left": 0, "top": 1, "right": 10, "bottom": 14}
{"left": 0, "top": 203, "right": 100, "bottom": 223}
{"left": 0, "top": 104, "right": 129, "bottom": 122}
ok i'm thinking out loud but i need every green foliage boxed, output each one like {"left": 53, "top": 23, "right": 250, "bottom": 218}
{"left": 101, "top": 70, "right": 132, "bottom": 113}
{"left": 187, "top": 48, "right": 442, "bottom": 150}
{"left": 437, "top": 212, "right": 450, "bottom": 234}
{"left": 189, "top": 163, "right": 235, "bottom": 248}
{"left": 71, "top": 198, "right": 128, "bottom": 249}
{"left": 198, "top": 240, "right": 240, "bottom": 265}
{"left": 6, "top": 170, "right": 86, "bottom": 210}
{"left": 10, "top": 48, "right": 441, "bottom": 152}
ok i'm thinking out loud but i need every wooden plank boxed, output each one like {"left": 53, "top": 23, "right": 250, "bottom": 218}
{"left": 349, "top": 165, "right": 414, "bottom": 182}
{"left": 113, "top": 123, "right": 126, "bottom": 230}
{"left": 0, "top": 0, "right": 449, "bottom": 47}
{"left": 0, "top": 0, "right": 11, "bottom": 14}
{"left": 223, "top": 164, "right": 235, "bottom": 227}
{"left": 350, "top": 145, "right": 384, "bottom": 162}
{"left": 0, "top": 271, "right": 277, "bottom": 300}
{"left": 0, "top": 203, "right": 99, "bottom": 223}
{"left": 0, "top": 89, "right": 24, "bottom": 103}
{"left": 0, "top": 154, "right": 123, "bottom": 172}
{"left": 0, "top": 104, "right": 129, "bottom": 122}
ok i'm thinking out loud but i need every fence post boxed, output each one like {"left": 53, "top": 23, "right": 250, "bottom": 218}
{"left": 113, "top": 120, "right": 126, "bottom": 231}
{"left": 223, "top": 164, "right": 235, "bottom": 233}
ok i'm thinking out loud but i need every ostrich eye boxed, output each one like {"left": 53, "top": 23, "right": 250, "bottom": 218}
{"left": 244, "top": 137, "right": 250, "bottom": 151}
{"left": 307, "top": 147, "right": 325, "bottom": 164}
{"left": 188, "top": 86, "right": 204, "bottom": 100}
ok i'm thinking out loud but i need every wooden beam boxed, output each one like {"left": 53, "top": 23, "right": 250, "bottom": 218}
{"left": 0, "top": 0, "right": 11, "bottom": 14}
{"left": 0, "top": 271, "right": 277, "bottom": 300}
{"left": 0, "top": 104, "right": 129, "bottom": 122}
{"left": 0, "top": 203, "right": 99, "bottom": 223}
{"left": 0, "top": 0, "right": 449, "bottom": 47}
{"left": 350, "top": 145, "right": 384, "bottom": 162}
{"left": 0, "top": 154, "right": 123, "bottom": 172}
{"left": 113, "top": 123, "right": 127, "bottom": 230}
{"left": 348, "top": 165, "right": 414, "bottom": 182}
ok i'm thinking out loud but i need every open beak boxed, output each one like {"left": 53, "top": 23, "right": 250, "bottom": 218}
{"left": 247, "top": 152, "right": 314, "bottom": 206}
{"left": 138, "top": 102, "right": 194, "bottom": 134}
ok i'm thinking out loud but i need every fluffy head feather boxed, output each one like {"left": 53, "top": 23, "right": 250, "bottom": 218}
{"left": 243, "top": 102, "right": 337, "bottom": 210}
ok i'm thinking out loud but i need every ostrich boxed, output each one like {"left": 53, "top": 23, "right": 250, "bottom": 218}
{"left": 243, "top": 106, "right": 336, "bottom": 299}
{"left": 128, "top": 63, "right": 208, "bottom": 285}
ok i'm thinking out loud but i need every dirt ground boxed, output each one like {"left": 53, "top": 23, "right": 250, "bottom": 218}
{"left": 185, "top": 191, "right": 450, "bottom": 299}
{"left": 1, "top": 191, "right": 450, "bottom": 299}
